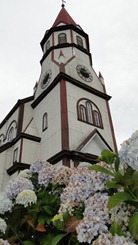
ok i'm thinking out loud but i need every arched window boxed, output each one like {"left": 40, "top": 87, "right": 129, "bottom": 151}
{"left": 79, "top": 105, "right": 86, "bottom": 121}
{"left": 8, "top": 127, "right": 14, "bottom": 141}
{"left": 93, "top": 110, "right": 101, "bottom": 127}
{"left": 42, "top": 113, "right": 48, "bottom": 132}
{"left": 58, "top": 33, "right": 67, "bottom": 44}
{"left": 77, "top": 99, "right": 103, "bottom": 128}
{"left": 86, "top": 101, "right": 93, "bottom": 124}
{"left": 46, "top": 40, "right": 50, "bottom": 52}
{"left": 76, "top": 36, "right": 83, "bottom": 47}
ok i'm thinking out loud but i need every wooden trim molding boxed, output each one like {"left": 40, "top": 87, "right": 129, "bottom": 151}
{"left": 7, "top": 162, "right": 30, "bottom": 176}
{"left": 60, "top": 79, "right": 69, "bottom": 151}
{"left": 76, "top": 128, "right": 113, "bottom": 152}
{"left": 40, "top": 43, "right": 91, "bottom": 65}
{"left": 0, "top": 96, "right": 34, "bottom": 128}
{"left": 19, "top": 138, "right": 23, "bottom": 163}
{"left": 70, "top": 29, "right": 74, "bottom": 43}
{"left": 48, "top": 150, "right": 98, "bottom": 165}
{"left": 17, "top": 103, "right": 24, "bottom": 135}
{"left": 102, "top": 84, "right": 118, "bottom": 153}
{"left": 40, "top": 24, "right": 89, "bottom": 51}
{"left": 0, "top": 133, "right": 41, "bottom": 153}
{"left": 32, "top": 72, "right": 111, "bottom": 109}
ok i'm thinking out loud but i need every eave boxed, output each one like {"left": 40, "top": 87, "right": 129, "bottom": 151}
{"left": 32, "top": 72, "right": 111, "bottom": 109}
{"left": 48, "top": 149, "right": 98, "bottom": 165}
{"left": 0, "top": 133, "right": 41, "bottom": 153}
{"left": 0, "top": 96, "right": 34, "bottom": 128}
{"left": 40, "top": 24, "right": 89, "bottom": 52}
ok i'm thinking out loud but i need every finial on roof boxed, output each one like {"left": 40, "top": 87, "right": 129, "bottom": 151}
{"left": 99, "top": 72, "right": 103, "bottom": 78}
{"left": 61, "top": 0, "right": 66, "bottom": 7}
{"left": 99, "top": 71, "right": 105, "bottom": 84}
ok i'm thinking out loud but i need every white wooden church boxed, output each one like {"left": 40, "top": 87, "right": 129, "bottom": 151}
{"left": 0, "top": 4, "right": 117, "bottom": 191}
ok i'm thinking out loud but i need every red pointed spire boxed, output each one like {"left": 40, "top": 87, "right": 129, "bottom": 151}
{"left": 52, "top": 5, "right": 77, "bottom": 27}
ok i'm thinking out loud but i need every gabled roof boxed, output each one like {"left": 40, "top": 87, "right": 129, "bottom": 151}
{"left": 76, "top": 128, "right": 113, "bottom": 156}
{"left": 52, "top": 4, "right": 77, "bottom": 27}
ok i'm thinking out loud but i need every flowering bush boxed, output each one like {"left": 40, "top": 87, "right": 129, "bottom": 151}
{"left": 0, "top": 131, "right": 138, "bottom": 244}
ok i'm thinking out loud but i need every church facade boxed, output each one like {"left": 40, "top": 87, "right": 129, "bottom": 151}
{"left": 0, "top": 5, "right": 117, "bottom": 191}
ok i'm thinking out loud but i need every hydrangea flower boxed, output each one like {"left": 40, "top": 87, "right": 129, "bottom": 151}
{"left": 38, "top": 165, "right": 56, "bottom": 187}
{"left": 16, "top": 189, "right": 37, "bottom": 207}
{"left": 0, "top": 192, "right": 13, "bottom": 214}
{"left": 58, "top": 164, "right": 111, "bottom": 215}
{"left": 0, "top": 239, "right": 10, "bottom": 245}
{"left": 90, "top": 162, "right": 112, "bottom": 192}
{"left": 92, "top": 233, "right": 137, "bottom": 245}
{"left": 18, "top": 169, "right": 32, "bottom": 179}
{"left": 6, "top": 176, "right": 34, "bottom": 199}
{"left": 109, "top": 202, "right": 136, "bottom": 232}
{"left": 30, "top": 159, "right": 50, "bottom": 174}
{"left": 76, "top": 193, "right": 109, "bottom": 244}
{"left": 59, "top": 171, "right": 93, "bottom": 214}
{"left": 0, "top": 218, "right": 7, "bottom": 234}
{"left": 78, "top": 162, "right": 91, "bottom": 168}
{"left": 119, "top": 130, "right": 138, "bottom": 170}
{"left": 52, "top": 165, "right": 72, "bottom": 186}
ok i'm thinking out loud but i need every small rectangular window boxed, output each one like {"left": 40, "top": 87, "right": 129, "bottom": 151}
{"left": 76, "top": 36, "right": 83, "bottom": 47}
{"left": 13, "top": 148, "right": 18, "bottom": 163}
{"left": 58, "top": 33, "right": 67, "bottom": 44}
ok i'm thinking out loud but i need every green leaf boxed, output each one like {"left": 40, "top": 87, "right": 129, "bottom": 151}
{"left": 38, "top": 215, "right": 47, "bottom": 225}
{"left": 63, "top": 211, "right": 70, "bottom": 222}
{"left": 40, "top": 233, "right": 54, "bottom": 245}
{"left": 119, "top": 166, "right": 134, "bottom": 186}
{"left": 131, "top": 171, "right": 138, "bottom": 195}
{"left": 53, "top": 220, "right": 64, "bottom": 230}
{"left": 108, "top": 191, "right": 134, "bottom": 209}
{"left": 43, "top": 205, "right": 53, "bottom": 215}
{"left": 114, "top": 157, "right": 120, "bottom": 172}
{"left": 98, "top": 149, "right": 117, "bottom": 165}
{"left": 110, "top": 222, "right": 123, "bottom": 236}
{"left": 89, "top": 165, "right": 114, "bottom": 177}
{"left": 129, "top": 213, "right": 138, "bottom": 240}
{"left": 106, "top": 180, "right": 122, "bottom": 189}
{"left": 51, "top": 234, "right": 67, "bottom": 245}
{"left": 23, "top": 241, "right": 34, "bottom": 245}
{"left": 114, "top": 171, "right": 123, "bottom": 182}
{"left": 8, "top": 207, "right": 24, "bottom": 234}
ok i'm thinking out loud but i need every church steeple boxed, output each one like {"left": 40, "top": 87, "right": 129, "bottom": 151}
{"left": 0, "top": 3, "right": 117, "bottom": 188}
{"left": 52, "top": 4, "right": 77, "bottom": 28}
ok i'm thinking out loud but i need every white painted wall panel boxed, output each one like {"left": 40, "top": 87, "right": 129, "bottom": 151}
{"left": 66, "top": 82, "right": 114, "bottom": 151}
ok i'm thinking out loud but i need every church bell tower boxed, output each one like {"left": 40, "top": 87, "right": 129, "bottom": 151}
{"left": 32, "top": 4, "right": 117, "bottom": 167}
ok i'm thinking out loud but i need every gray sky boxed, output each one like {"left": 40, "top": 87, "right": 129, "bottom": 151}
{"left": 0, "top": 0, "right": 138, "bottom": 149}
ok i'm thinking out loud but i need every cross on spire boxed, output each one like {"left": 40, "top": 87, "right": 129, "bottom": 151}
{"left": 61, "top": 0, "right": 66, "bottom": 7}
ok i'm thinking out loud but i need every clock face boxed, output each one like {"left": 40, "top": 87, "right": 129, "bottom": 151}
{"left": 41, "top": 69, "right": 52, "bottom": 89}
{"left": 76, "top": 65, "right": 93, "bottom": 82}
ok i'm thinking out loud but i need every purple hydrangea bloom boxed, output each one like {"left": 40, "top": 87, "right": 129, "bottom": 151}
{"left": 30, "top": 160, "right": 50, "bottom": 174}
{"left": 0, "top": 192, "right": 13, "bottom": 214}
{"left": 6, "top": 176, "right": 34, "bottom": 199}
{"left": 119, "top": 130, "right": 138, "bottom": 170}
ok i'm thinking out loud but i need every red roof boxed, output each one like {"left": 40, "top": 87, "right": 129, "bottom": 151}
{"left": 52, "top": 5, "right": 77, "bottom": 27}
